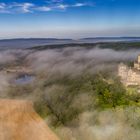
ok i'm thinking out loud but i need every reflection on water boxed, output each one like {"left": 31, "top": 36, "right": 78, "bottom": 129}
{"left": 15, "top": 74, "right": 35, "bottom": 85}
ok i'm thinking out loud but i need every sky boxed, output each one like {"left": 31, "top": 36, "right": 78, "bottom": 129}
{"left": 0, "top": 0, "right": 140, "bottom": 39}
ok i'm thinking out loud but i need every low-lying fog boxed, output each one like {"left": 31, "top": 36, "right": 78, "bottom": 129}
{"left": 26, "top": 47, "right": 140, "bottom": 76}
{"left": 0, "top": 46, "right": 140, "bottom": 140}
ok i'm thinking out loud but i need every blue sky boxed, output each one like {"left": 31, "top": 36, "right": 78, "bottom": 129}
{"left": 0, "top": 0, "right": 140, "bottom": 39}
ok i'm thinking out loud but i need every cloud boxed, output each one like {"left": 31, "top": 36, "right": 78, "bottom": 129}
{"left": 73, "top": 3, "right": 87, "bottom": 7}
{"left": 11, "top": 3, "right": 34, "bottom": 13}
{"left": 0, "top": 3, "right": 5, "bottom": 9}
{"left": 55, "top": 3, "right": 89, "bottom": 10}
{"left": 19, "top": 3, "right": 34, "bottom": 13}
{"left": 0, "top": 2, "right": 93, "bottom": 14}
{"left": 0, "top": 2, "right": 34, "bottom": 13}
{"left": 56, "top": 4, "right": 68, "bottom": 10}
{"left": 0, "top": 3, "right": 10, "bottom": 13}
{"left": 36, "top": 6, "right": 52, "bottom": 12}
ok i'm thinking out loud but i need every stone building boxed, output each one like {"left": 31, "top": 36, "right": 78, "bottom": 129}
{"left": 118, "top": 55, "right": 140, "bottom": 86}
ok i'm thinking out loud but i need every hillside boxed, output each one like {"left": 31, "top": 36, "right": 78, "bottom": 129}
{"left": 0, "top": 37, "right": 140, "bottom": 49}
{"left": 0, "top": 99, "right": 59, "bottom": 140}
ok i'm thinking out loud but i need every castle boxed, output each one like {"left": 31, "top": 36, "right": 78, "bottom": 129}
{"left": 118, "top": 55, "right": 140, "bottom": 86}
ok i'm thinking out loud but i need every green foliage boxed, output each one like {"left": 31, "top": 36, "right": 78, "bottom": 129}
{"left": 34, "top": 96, "right": 49, "bottom": 118}
{"left": 90, "top": 75, "right": 129, "bottom": 108}
{"left": 34, "top": 73, "right": 130, "bottom": 126}
{"left": 34, "top": 84, "right": 83, "bottom": 126}
{"left": 128, "top": 93, "right": 140, "bottom": 105}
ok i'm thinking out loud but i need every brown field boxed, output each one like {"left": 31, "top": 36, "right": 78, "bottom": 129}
{"left": 0, "top": 99, "right": 59, "bottom": 140}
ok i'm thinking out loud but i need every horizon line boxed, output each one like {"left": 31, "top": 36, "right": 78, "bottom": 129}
{"left": 1, "top": 36, "right": 140, "bottom": 40}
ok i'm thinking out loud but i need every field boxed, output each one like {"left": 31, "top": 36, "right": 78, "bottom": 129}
{"left": 0, "top": 99, "right": 59, "bottom": 140}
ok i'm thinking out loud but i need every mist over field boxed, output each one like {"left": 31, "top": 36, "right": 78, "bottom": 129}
{"left": 0, "top": 45, "right": 140, "bottom": 140}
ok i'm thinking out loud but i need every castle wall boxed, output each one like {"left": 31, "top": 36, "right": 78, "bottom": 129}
{"left": 118, "top": 63, "right": 128, "bottom": 80}
{"left": 118, "top": 55, "right": 140, "bottom": 86}
{"left": 118, "top": 64, "right": 140, "bottom": 86}
{"left": 134, "top": 62, "right": 140, "bottom": 70}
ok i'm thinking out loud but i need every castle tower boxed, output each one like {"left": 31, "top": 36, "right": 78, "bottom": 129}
{"left": 134, "top": 54, "right": 140, "bottom": 70}
{"left": 118, "top": 63, "right": 128, "bottom": 80}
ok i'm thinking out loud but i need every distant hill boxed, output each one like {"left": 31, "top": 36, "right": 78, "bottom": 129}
{"left": 0, "top": 37, "right": 140, "bottom": 49}
{"left": 79, "top": 37, "right": 140, "bottom": 43}
{"left": 0, "top": 38, "right": 74, "bottom": 50}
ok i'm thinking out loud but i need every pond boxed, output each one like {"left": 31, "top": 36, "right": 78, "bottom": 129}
{"left": 14, "top": 74, "right": 35, "bottom": 85}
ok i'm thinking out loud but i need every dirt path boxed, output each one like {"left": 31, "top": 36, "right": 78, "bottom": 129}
{"left": 0, "top": 99, "right": 59, "bottom": 140}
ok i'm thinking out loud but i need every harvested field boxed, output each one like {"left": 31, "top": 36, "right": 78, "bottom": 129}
{"left": 0, "top": 99, "right": 59, "bottom": 140}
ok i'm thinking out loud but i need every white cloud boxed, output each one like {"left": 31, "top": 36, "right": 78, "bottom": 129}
{"left": 0, "top": 3, "right": 5, "bottom": 9}
{"left": 54, "top": 3, "right": 90, "bottom": 10}
{"left": 73, "top": 3, "right": 87, "bottom": 7}
{"left": 36, "top": 6, "right": 52, "bottom": 12}
{"left": 56, "top": 4, "right": 68, "bottom": 10}
{"left": 11, "top": 3, "right": 34, "bottom": 13}
{"left": 0, "top": 3, "right": 10, "bottom": 13}
{"left": 0, "top": 2, "right": 94, "bottom": 14}
{"left": 0, "top": 2, "right": 34, "bottom": 13}
{"left": 21, "top": 3, "right": 34, "bottom": 13}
